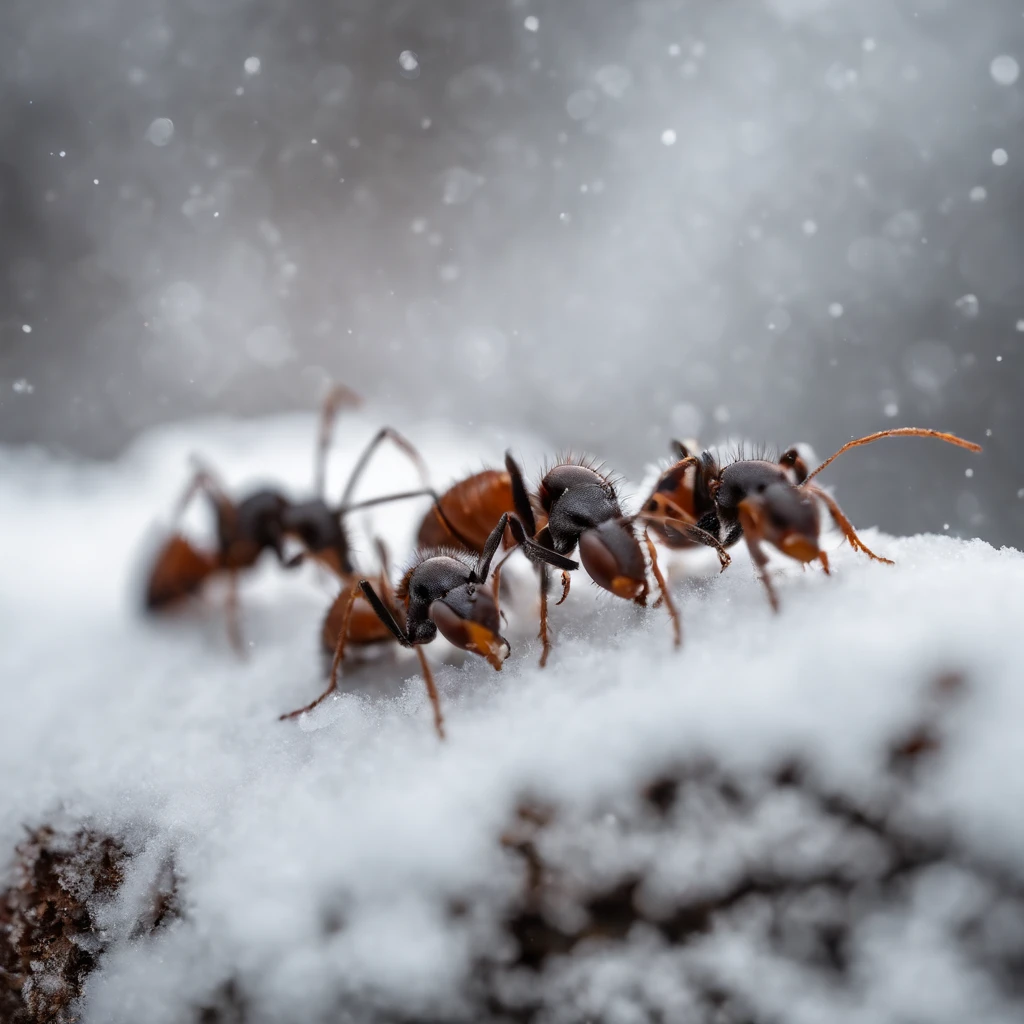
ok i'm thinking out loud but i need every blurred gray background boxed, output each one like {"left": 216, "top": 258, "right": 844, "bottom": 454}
{"left": 1, "top": 0, "right": 1021, "bottom": 546}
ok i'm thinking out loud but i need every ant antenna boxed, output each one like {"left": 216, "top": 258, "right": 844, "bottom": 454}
{"left": 803, "top": 428, "right": 982, "bottom": 484}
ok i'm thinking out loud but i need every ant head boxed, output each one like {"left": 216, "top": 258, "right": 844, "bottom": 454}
{"left": 578, "top": 520, "right": 647, "bottom": 602}
{"left": 538, "top": 462, "right": 610, "bottom": 513}
{"left": 429, "top": 582, "right": 510, "bottom": 669}
{"left": 540, "top": 462, "right": 621, "bottom": 553}
{"left": 743, "top": 482, "right": 821, "bottom": 562}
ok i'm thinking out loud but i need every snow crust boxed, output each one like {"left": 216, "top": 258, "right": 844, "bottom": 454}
{"left": 0, "top": 411, "right": 1021, "bottom": 1023}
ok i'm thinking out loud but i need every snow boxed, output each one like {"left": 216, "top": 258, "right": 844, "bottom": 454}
{"left": 1, "top": 410, "right": 1022, "bottom": 1023}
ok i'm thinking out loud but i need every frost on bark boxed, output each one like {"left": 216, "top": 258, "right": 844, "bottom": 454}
{"left": 0, "top": 826, "right": 179, "bottom": 1023}
{"left": 0, "top": 828, "right": 126, "bottom": 1023}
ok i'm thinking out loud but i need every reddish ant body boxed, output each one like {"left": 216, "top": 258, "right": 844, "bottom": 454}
{"left": 652, "top": 427, "right": 982, "bottom": 609}
{"left": 283, "top": 512, "right": 576, "bottom": 736}
{"left": 416, "top": 468, "right": 517, "bottom": 555}
{"left": 504, "top": 453, "right": 730, "bottom": 665}
{"left": 144, "top": 385, "right": 433, "bottom": 652}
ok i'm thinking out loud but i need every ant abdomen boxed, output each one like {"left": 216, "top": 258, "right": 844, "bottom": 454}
{"left": 417, "top": 470, "right": 516, "bottom": 554}
{"left": 144, "top": 535, "right": 218, "bottom": 609}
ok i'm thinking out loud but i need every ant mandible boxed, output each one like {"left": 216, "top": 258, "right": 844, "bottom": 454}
{"left": 284, "top": 512, "right": 577, "bottom": 737}
{"left": 504, "top": 452, "right": 731, "bottom": 666}
{"left": 652, "top": 427, "right": 982, "bottom": 610}
{"left": 144, "top": 384, "right": 433, "bottom": 651}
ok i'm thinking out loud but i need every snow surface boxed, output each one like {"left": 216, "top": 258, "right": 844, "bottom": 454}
{"left": 1, "top": 410, "right": 1021, "bottom": 1023}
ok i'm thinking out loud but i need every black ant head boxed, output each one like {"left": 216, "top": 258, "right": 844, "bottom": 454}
{"left": 401, "top": 555, "right": 510, "bottom": 668}
{"left": 715, "top": 460, "right": 789, "bottom": 513}
{"left": 741, "top": 482, "right": 821, "bottom": 563}
{"left": 578, "top": 519, "right": 648, "bottom": 602}
{"left": 430, "top": 582, "right": 510, "bottom": 670}
{"left": 539, "top": 461, "right": 622, "bottom": 554}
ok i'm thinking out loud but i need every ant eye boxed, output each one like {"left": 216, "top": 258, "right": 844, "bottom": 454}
{"left": 756, "top": 484, "right": 766, "bottom": 494}
{"left": 414, "top": 584, "right": 430, "bottom": 601}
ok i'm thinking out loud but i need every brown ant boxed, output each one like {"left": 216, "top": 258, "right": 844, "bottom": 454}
{"left": 144, "top": 385, "right": 433, "bottom": 651}
{"left": 652, "top": 427, "right": 982, "bottom": 610}
{"left": 504, "top": 452, "right": 731, "bottom": 666}
{"left": 282, "top": 512, "right": 577, "bottom": 737}
{"left": 314, "top": 457, "right": 520, "bottom": 680}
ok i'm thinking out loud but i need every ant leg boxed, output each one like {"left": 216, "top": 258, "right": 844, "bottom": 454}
{"left": 538, "top": 564, "right": 551, "bottom": 668}
{"left": 279, "top": 581, "right": 360, "bottom": 720}
{"left": 737, "top": 504, "right": 780, "bottom": 613}
{"left": 339, "top": 427, "right": 431, "bottom": 507}
{"left": 505, "top": 452, "right": 537, "bottom": 536}
{"left": 375, "top": 538, "right": 393, "bottom": 584}
{"left": 505, "top": 515, "right": 578, "bottom": 571}
{"left": 372, "top": 541, "right": 404, "bottom": 624}
{"left": 803, "top": 484, "right": 894, "bottom": 565}
{"left": 636, "top": 512, "right": 731, "bottom": 571}
{"left": 314, "top": 383, "right": 362, "bottom": 497}
{"left": 475, "top": 513, "right": 511, "bottom": 582}
{"left": 490, "top": 547, "right": 515, "bottom": 604}
{"left": 416, "top": 647, "right": 446, "bottom": 741}
{"left": 819, "top": 549, "right": 831, "bottom": 575}
{"left": 224, "top": 569, "right": 246, "bottom": 655}
{"left": 173, "top": 462, "right": 233, "bottom": 526}
{"left": 556, "top": 571, "right": 571, "bottom": 606}
{"left": 358, "top": 580, "right": 413, "bottom": 646}
{"left": 644, "top": 530, "right": 681, "bottom": 648}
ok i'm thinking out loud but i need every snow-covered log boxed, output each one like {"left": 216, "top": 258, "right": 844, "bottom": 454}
{"left": 1, "top": 413, "right": 1021, "bottom": 1023}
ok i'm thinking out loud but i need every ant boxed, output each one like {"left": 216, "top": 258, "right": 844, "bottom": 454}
{"left": 144, "top": 384, "right": 434, "bottom": 652}
{"left": 650, "top": 427, "right": 982, "bottom": 610}
{"left": 283, "top": 512, "right": 577, "bottom": 737}
{"left": 503, "top": 452, "right": 731, "bottom": 666}
{"left": 314, "top": 459, "right": 520, "bottom": 682}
